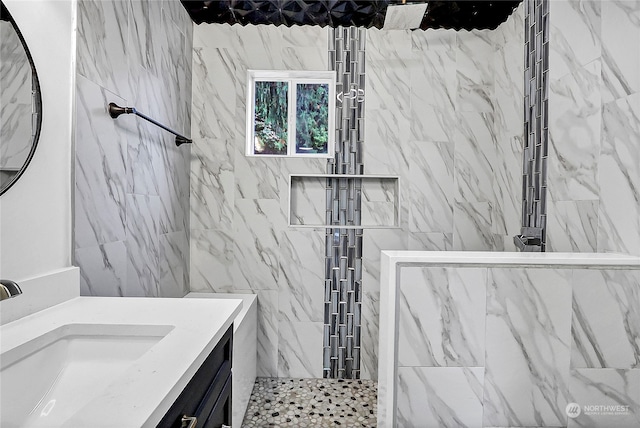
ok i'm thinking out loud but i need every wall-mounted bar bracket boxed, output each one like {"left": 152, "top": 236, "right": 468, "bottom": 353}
{"left": 108, "top": 102, "right": 192, "bottom": 147}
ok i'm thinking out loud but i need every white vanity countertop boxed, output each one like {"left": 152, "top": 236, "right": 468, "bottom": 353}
{"left": 0, "top": 296, "right": 242, "bottom": 428}
{"left": 382, "top": 251, "right": 640, "bottom": 269}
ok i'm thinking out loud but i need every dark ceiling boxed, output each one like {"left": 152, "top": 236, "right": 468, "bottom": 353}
{"left": 180, "top": 1, "right": 523, "bottom": 31}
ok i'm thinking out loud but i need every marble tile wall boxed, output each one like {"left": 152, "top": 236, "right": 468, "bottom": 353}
{"left": 190, "top": 8, "right": 524, "bottom": 380}
{"left": 190, "top": 23, "right": 328, "bottom": 378}
{"left": 396, "top": 266, "right": 640, "bottom": 427}
{"left": 361, "top": 4, "right": 525, "bottom": 380}
{"left": 74, "top": 0, "right": 192, "bottom": 298}
{"left": 547, "top": 0, "right": 640, "bottom": 256}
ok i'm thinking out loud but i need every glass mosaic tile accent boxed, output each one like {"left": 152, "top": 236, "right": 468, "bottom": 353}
{"left": 521, "top": 0, "right": 549, "bottom": 250}
{"left": 324, "top": 27, "right": 366, "bottom": 379}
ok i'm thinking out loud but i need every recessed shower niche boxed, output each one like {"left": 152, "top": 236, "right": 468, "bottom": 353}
{"left": 288, "top": 174, "right": 400, "bottom": 228}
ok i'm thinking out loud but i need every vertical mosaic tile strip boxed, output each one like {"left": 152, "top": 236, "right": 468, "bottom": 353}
{"left": 324, "top": 27, "right": 366, "bottom": 379}
{"left": 520, "top": 0, "right": 549, "bottom": 250}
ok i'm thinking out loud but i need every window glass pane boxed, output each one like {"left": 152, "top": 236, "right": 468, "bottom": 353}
{"left": 254, "top": 81, "right": 288, "bottom": 155}
{"left": 295, "top": 83, "right": 329, "bottom": 155}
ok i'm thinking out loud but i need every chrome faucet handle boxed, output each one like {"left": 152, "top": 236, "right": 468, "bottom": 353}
{"left": 0, "top": 280, "right": 22, "bottom": 301}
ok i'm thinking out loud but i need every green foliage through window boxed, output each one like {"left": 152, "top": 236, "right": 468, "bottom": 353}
{"left": 254, "top": 81, "right": 288, "bottom": 155}
{"left": 295, "top": 83, "right": 329, "bottom": 154}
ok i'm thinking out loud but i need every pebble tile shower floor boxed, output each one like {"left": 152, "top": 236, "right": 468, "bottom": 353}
{"left": 241, "top": 378, "right": 378, "bottom": 427}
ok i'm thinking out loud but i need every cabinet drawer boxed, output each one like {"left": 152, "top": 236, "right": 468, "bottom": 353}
{"left": 157, "top": 325, "right": 233, "bottom": 428}
{"left": 202, "top": 373, "right": 232, "bottom": 428}
{"left": 193, "top": 360, "right": 231, "bottom": 423}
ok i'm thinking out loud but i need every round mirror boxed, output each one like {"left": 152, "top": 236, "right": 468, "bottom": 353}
{"left": 0, "top": 1, "right": 42, "bottom": 195}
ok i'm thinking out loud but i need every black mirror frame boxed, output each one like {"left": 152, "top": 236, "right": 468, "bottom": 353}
{"left": 0, "top": 1, "right": 43, "bottom": 196}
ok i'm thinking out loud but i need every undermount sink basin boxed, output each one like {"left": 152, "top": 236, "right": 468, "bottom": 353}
{"left": 0, "top": 323, "right": 173, "bottom": 427}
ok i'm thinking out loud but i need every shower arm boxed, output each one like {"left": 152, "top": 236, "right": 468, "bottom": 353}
{"left": 108, "top": 103, "right": 192, "bottom": 147}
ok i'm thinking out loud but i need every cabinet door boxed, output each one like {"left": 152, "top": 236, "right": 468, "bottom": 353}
{"left": 157, "top": 326, "right": 233, "bottom": 428}
{"left": 202, "top": 374, "right": 232, "bottom": 428}
{"left": 193, "top": 360, "right": 231, "bottom": 423}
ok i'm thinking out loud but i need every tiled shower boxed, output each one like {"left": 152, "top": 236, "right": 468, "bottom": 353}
{"left": 70, "top": 0, "right": 640, "bottom": 408}
{"left": 187, "top": 4, "right": 526, "bottom": 380}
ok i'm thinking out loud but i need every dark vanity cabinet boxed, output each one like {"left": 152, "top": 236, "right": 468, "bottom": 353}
{"left": 158, "top": 325, "right": 233, "bottom": 428}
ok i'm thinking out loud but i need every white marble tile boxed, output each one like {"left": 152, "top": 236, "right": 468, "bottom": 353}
{"left": 600, "top": 0, "right": 640, "bottom": 104}
{"left": 493, "top": 134, "right": 524, "bottom": 238}
{"left": 366, "top": 29, "right": 414, "bottom": 62}
{"left": 598, "top": 93, "right": 640, "bottom": 256}
{"left": 411, "top": 30, "right": 456, "bottom": 53}
{"left": 281, "top": 26, "right": 328, "bottom": 49}
{"left": 75, "top": 75, "right": 127, "bottom": 249}
{"left": 366, "top": 59, "right": 414, "bottom": 112}
{"left": 277, "top": 157, "right": 326, "bottom": 223}
{"left": 191, "top": 47, "right": 238, "bottom": 141}
{"left": 161, "top": 0, "right": 193, "bottom": 38}
{"left": 156, "top": 141, "right": 187, "bottom": 235}
{"left": 76, "top": 0, "right": 131, "bottom": 100}
{"left": 408, "top": 232, "right": 454, "bottom": 251}
{"left": 362, "top": 103, "right": 411, "bottom": 226}
{"left": 547, "top": 201, "right": 598, "bottom": 252}
{"left": 398, "top": 267, "right": 487, "bottom": 367}
{"left": 231, "top": 25, "right": 285, "bottom": 70}
{"left": 158, "top": 230, "right": 188, "bottom": 298}
{"left": 456, "top": 30, "right": 496, "bottom": 113}
{"left": 288, "top": 176, "right": 326, "bottom": 226}
{"left": 483, "top": 268, "right": 573, "bottom": 427}
{"left": 362, "top": 108, "right": 411, "bottom": 176}
{"left": 493, "top": 21, "right": 524, "bottom": 138}
{"left": 278, "top": 230, "right": 324, "bottom": 323}
{"left": 361, "top": 290, "right": 380, "bottom": 381}
{"left": 568, "top": 369, "right": 640, "bottom": 428}
{"left": 454, "top": 112, "right": 498, "bottom": 204}
{"left": 255, "top": 290, "right": 280, "bottom": 377}
{"left": 362, "top": 229, "right": 407, "bottom": 295}
{"left": 277, "top": 321, "right": 323, "bottom": 378}
{"left": 234, "top": 154, "right": 283, "bottom": 200}
{"left": 193, "top": 23, "right": 238, "bottom": 50}
{"left": 151, "top": 19, "right": 187, "bottom": 125}
{"left": 410, "top": 32, "right": 457, "bottom": 113}
{"left": 282, "top": 46, "right": 328, "bottom": 71}
{"left": 548, "top": 60, "right": 601, "bottom": 202}
{"left": 75, "top": 0, "right": 192, "bottom": 302}
{"left": 409, "top": 103, "right": 457, "bottom": 144}
{"left": 125, "top": 67, "right": 163, "bottom": 197}
{"left": 408, "top": 141, "right": 454, "bottom": 234}
{"left": 232, "top": 199, "right": 285, "bottom": 290}
{"left": 361, "top": 202, "right": 395, "bottom": 227}
{"left": 571, "top": 270, "right": 640, "bottom": 369}
{"left": 190, "top": 138, "right": 235, "bottom": 231}
{"left": 549, "top": 0, "right": 601, "bottom": 81}
{"left": 125, "top": 193, "right": 160, "bottom": 297}
{"left": 189, "top": 229, "right": 236, "bottom": 293}
{"left": 361, "top": 177, "right": 395, "bottom": 202}
{"left": 453, "top": 202, "right": 502, "bottom": 251}
{"left": 76, "top": 241, "right": 127, "bottom": 297}
{"left": 397, "top": 367, "right": 484, "bottom": 428}
{"left": 127, "top": 0, "right": 162, "bottom": 76}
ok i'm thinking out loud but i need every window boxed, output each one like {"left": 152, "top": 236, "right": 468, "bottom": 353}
{"left": 246, "top": 70, "right": 335, "bottom": 158}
